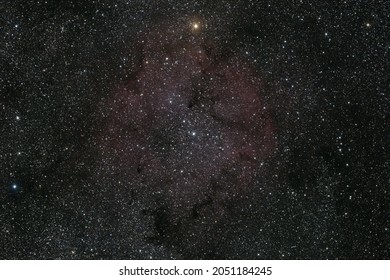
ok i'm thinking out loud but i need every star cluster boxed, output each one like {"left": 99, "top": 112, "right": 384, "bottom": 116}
{"left": 0, "top": 1, "right": 389, "bottom": 259}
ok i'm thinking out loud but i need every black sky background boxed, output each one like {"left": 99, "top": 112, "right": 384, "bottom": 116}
{"left": 0, "top": 0, "right": 389, "bottom": 259}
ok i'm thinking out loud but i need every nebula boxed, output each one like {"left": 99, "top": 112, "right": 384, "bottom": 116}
{"left": 97, "top": 17, "right": 276, "bottom": 248}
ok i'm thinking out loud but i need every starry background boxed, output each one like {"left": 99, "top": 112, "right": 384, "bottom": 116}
{"left": 1, "top": 0, "right": 389, "bottom": 259}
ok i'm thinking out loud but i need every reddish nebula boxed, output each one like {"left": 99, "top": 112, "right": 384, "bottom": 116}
{"left": 97, "top": 17, "right": 276, "bottom": 232}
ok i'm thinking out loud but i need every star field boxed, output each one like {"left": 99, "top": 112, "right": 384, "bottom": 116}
{"left": 0, "top": 1, "right": 389, "bottom": 259}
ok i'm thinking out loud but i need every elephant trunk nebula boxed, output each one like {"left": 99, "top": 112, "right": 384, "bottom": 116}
{"left": 97, "top": 17, "right": 276, "bottom": 245}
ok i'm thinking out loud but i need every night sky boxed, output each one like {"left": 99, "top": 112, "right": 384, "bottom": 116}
{"left": 1, "top": 1, "right": 389, "bottom": 259}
